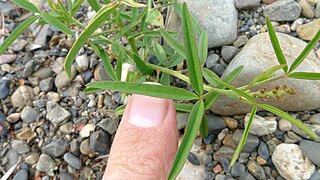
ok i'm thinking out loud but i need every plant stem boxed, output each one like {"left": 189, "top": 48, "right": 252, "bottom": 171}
{"left": 239, "top": 74, "right": 287, "bottom": 90}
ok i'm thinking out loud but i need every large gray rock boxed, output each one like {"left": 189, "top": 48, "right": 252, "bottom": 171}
{"left": 264, "top": 0, "right": 301, "bottom": 21}
{"left": 211, "top": 33, "right": 320, "bottom": 115}
{"left": 165, "top": 0, "right": 237, "bottom": 48}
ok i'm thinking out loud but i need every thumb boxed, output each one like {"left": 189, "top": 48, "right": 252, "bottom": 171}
{"left": 103, "top": 94, "right": 178, "bottom": 180}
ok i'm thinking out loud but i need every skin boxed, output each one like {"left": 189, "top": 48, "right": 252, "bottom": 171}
{"left": 103, "top": 94, "right": 178, "bottom": 180}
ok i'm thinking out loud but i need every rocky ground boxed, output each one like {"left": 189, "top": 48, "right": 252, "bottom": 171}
{"left": 0, "top": 0, "right": 320, "bottom": 179}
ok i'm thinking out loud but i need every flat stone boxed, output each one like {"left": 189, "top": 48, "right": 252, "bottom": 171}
{"left": 98, "top": 118, "right": 119, "bottom": 134}
{"left": 80, "top": 124, "right": 95, "bottom": 138}
{"left": 272, "top": 143, "right": 315, "bottom": 179}
{"left": 11, "top": 86, "right": 34, "bottom": 108}
{"left": 94, "top": 62, "right": 112, "bottom": 81}
{"left": 300, "top": 0, "right": 314, "bottom": 18}
{"left": 206, "top": 53, "right": 220, "bottom": 69}
{"left": 80, "top": 139, "right": 95, "bottom": 155}
{"left": 233, "top": 130, "right": 259, "bottom": 153}
{"left": 39, "top": 77, "right": 54, "bottom": 92}
{"left": 41, "top": 138, "right": 69, "bottom": 157}
{"left": 176, "top": 113, "right": 189, "bottom": 130}
{"left": 299, "top": 139, "right": 320, "bottom": 166}
{"left": 54, "top": 68, "right": 76, "bottom": 89}
{"left": 165, "top": 0, "right": 237, "bottom": 48}
{"left": 187, "top": 152, "right": 200, "bottom": 166}
{"left": 310, "top": 113, "right": 320, "bottom": 125}
{"left": 36, "top": 154, "right": 56, "bottom": 172}
{"left": 278, "top": 118, "right": 292, "bottom": 131}
{"left": 211, "top": 33, "right": 320, "bottom": 115}
{"left": 89, "top": 130, "right": 111, "bottom": 155}
{"left": 233, "top": 35, "right": 248, "bottom": 48}
{"left": 63, "top": 152, "right": 81, "bottom": 169}
{"left": 297, "top": 19, "right": 320, "bottom": 41}
{"left": 46, "top": 102, "right": 71, "bottom": 126}
{"left": 21, "top": 106, "right": 38, "bottom": 123}
{"left": 32, "top": 67, "right": 53, "bottom": 79}
{"left": 11, "top": 140, "right": 30, "bottom": 154}
{"left": 9, "top": 39, "right": 28, "bottom": 52}
{"left": 0, "top": 79, "right": 10, "bottom": 99}
{"left": 231, "top": 162, "right": 246, "bottom": 177}
{"left": 235, "top": 0, "right": 261, "bottom": 9}
{"left": 258, "top": 141, "right": 270, "bottom": 160}
{"left": 264, "top": 0, "right": 301, "bottom": 21}
{"left": 221, "top": 46, "right": 239, "bottom": 63}
{"left": 25, "top": 153, "right": 39, "bottom": 165}
{"left": 239, "top": 172, "right": 256, "bottom": 180}
{"left": 0, "top": 54, "right": 16, "bottom": 64}
{"left": 207, "top": 114, "right": 227, "bottom": 134}
{"left": 213, "top": 145, "right": 235, "bottom": 162}
{"left": 16, "top": 128, "right": 36, "bottom": 142}
{"left": 52, "top": 57, "right": 64, "bottom": 74}
{"left": 76, "top": 55, "right": 89, "bottom": 71}
{"left": 13, "top": 169, "right": 28, "bottom": 180}
{"left": 244, "top": 114, "right": 277, "bottom": 136}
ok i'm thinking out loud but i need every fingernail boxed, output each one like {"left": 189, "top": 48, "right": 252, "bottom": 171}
{"left": 128, "top": 94, "right": 169, "bottom": 128}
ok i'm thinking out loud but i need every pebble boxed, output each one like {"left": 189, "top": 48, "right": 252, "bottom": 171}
{"left": 207, "top": 114, "right": 227, "bottom": 134}
{"left": 221, "top": 46, "right": 239, "bottom": 63}
{"left": 213, "top": 145, "right": 235, "bottom": 162}
{"left": 55, "top": 69, "right": 76, "bottom": 89}
{"left": 76, "top": 55, "right": 89, "bottom": 71}
{"left": 13, "top": 169, "right": 28, "bottom": 180}
{"left": 89, "top": 130, "right": 111, "bottom": 154}
{"left": 223, "top": 117, "right": 238, "bottom": 129}
{"left": 310, "top": 113, "right": 320, "bottom": 125}
{"left": 6, "top": 113, "right": 21, "bottom": 123}
{"left": 220, "top": 157, "right": 231, "bottom": 174}
{"left": 310, "top": 170, "right": 320, "bottom": 180}
{"left": 316, "top": 2, "right": 320, "bottom": 18}
{"left": 206, "top": 53, "right": 220, "bottom": 69}
{"left": 94, "top": 62, "right": 111, "bottom": 81}
{"left": 22, "top": 60, "right": 35, "bottom": 78}
{"left": 239, "top": 172, "right": 256, "bottom": 180}
{"left": 233, "top": 130, "right": 259, "bottom": 153}
{"left": 11, "top": 140, "right": 30, "bottom": 154}
{"left": 222, "top": 134, "right": 237, "bottom": 149}
{"left": 16, "top": 128, "right": 37, "bottom": 142}
{"left": 263, "top": 0, "right": 301, "bottom": 21}
{"left": 300, "top": 0, "right": 315, "bottom": 18}
{"left": 278, "top": 118, "right": 292, "bottom": 131}
{"left": 244, "top": 114, "right": 277, "bottom": 136}
{"left": 257, "top": 141, "right": 270, "bottom": 160}
{"left": 297, "top": 19, "right": 320, "bottom": 41}
{"left": 25, "top": 153, "right": 40, "bottom": 165}
{"left": 275, "top": 24, "right": 291, "bottom": 34}
{"left": 235, "top": 0, "right": 260, "bottom": 9}
{"left": 10, "top": 39, "right": 28, "bottom": 52}
{"left": 41, "top": 138, "right": 69, "bottom": 157}
{"left": 36, "top": 154, "right": 56, "bottom": 172}
{"left": 176, "top": 113, "right": 189, "bottom": 130}
{"left": 98, "top": 118, "right": 119, "bottom": 135}
{"left": 46, "top": 102, "right": 71, "bottom": 126}
{"left": 32, "top": 67, "right": 53, "bottom": 79}
{"left": 46, "top": 92, "right": 61, "bottom": 102}
{"left": 52, "top": 57, "right": 65, "bottom": 74}
{"left": 63, "top": 152, "right": 82, "bottom": 169}
{"left": 59, "top": 122, "right": 73, "bottom": 134}
{"left": 80, "top": 124, "right": 95, "bottom": 138}
{"left": 299, "top": 139, "right": 320, "bottom": 166}
{"left": 80, "top": 139, "right": 95, "bottom": 155}
{"left": 0, "top": 79, "right": 10, "bottom": 99}
{"left": 0, "top": 54, "right": 16, "bottom": 64}
{"left": 233, "top": 35, "right": 248, "bottom": 48}
{"left": 291, "top": 18, "right": 304, "bottom": 31}
{"left": 21, "top": 106, "right": 38, "bottom": 123}
{"left": 188, "top": 152, "right": 200, "bottom": 166}
{"left": 208, "top": 63, "right": 226, "bottom": 77}
{"left": 212, "top": 164, "right": 223, "bottom": 174}
{"left": 59, "top": 172, "right": 74, "bottom": 180}
{"left": 247, "top": 160, "right": 266, "bottom": 180}
{"left": 11, "top": 85, "right": 34, "bottom": 108}
{"left": 231, "top": 162, "right": 246, "bottom": 177}
{"left": 39, "top": 77, "right": 54, "bottom": 92}
{"left": 272, "top": 143, "right": 315, "bottom": 179}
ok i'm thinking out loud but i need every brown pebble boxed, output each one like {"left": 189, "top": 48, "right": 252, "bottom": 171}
{"left": 223, "top": 117, "right": 238, "bottom": 129}
{"left": 98, "top": 95, "right": 104, "bottom": 109}
{"left": 6, "top": 113, "right": 21, "bottom": 123}
{"left": 16, "top": 128, "right": 37, "bottom": 142}
{"left": 213, "top": 164, "right": 223, "bottom": 174}
{"left": 256, "top": 156, "right": 267, "bottom": 165}
{"left": 223, "top": 134, "right": 237, "bottom": 149}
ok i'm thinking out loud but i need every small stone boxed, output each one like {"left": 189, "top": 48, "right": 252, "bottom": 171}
{"left": 46, "top": 102, "right": 71, "bottom": 126}
{"left": 89, "top": 130, "right": 111, "bottom": 155}
{"left": 221, "top": 46, "right": 239, "bottom": 63}
{"left": 6, "top": 113, "right": 20, "bottom": 123}
{"left": 11, "top": 86, "right": 34, "bottom": 108}
{"left": 297, "top": 19, "right": 320, "bottom": 41}
{"left": 76, "top": 55, "right": 89, "bottom": 71}
{"left": 0, "top": 54, "right": 16, "bottom": 64}
{"left": 25, "top": 153, "right": 39, "bottom": 165}
{"left": 63, "top": 152, "right": 82, "bottom": 169}
{"left": 80, "top": 139, "right": 95, "bottom": 155}
{"left": 258, "top": 141, "right": 270, "bottom": 160}
{"left": 22, "top": 60, "right": 35, "bottom": 77}
{"left": 299, "top": 139, "right": 320, "bottom": 166}
{"left": 223, "top": 134, "right": 237, "bottom": 149}
{"left": 233, "top": 130, "right": 260, "bottom": 153}
{"left": 0, "top": 79, "right": 10, "bottom": 99}
{"left": 291, "top": 18, "right": 304, "bottom": 31}
{"left": 13, "top": 169, "right": 28, "bottom": 180}
{"left": 220, "top": 157, "right": 231, "bottom": 174}
{"left": 264, "top": 0, "right": 301, "bottom": 21}
{"left": 98, "top": 118, "right": 119, "bottom": 135}
{"left": 206, "top": 53, "right": 220, "bottom": 69}
{"left": 59, "top": 122, "right": 73, "bottom": 134}
{"left": 94, "top": 62, "right": 111, "bottom": 81}
{"left": 212, "top": 164, "right": 223, "bottom": 174}
{"left": 233, "top": 35, "right": 248, "bottom": 47}
{"left": 244, "top": 114, "right": 277, "bottom": 136}
{"left": 218, "top": 128, "right": 228, "bottom": 140}
{"left": 231, "top": 162, "right": 246, "bottom": 177}
{"left": 247, "top": 160, "right": 266, "bottom": 180}
{"left": 278, "top": 118, "right": 292, "bottom": 131}
{"left": 188, "top": 152, "right": 200, "bottom": 166}
{"left": 9, "top": 39, "right": 28, "bottom": 52}
{"left": 272, "top": 143, "right": 315, "bottom": 179}
{"left": 300, "top": 0, "right": 315, "bottom": 18}
{"left": 41, "top": 138, "right": 69, "bottom": 157}
{"left": 54, "top": 69, "right": 76, "bottom": 89}
{"left": 239, "top": 172, "right": 256, "bottom": 180}
{"left": 310, "top": 114, "right": 320, "bottom": 125}
{"left": 223, "top": 117, "right": 238, "bottom": 129}
{"left": 70, "top": 139, "right": 80, "bottom": 156}
{"left": 176, "top": 113, "right": 189, "bottom": 130}
{"left": 256, "top": 156, "right": 267, "bottom": 165}
{"left": 275, "top": 24, "right": 291, "bottom": 34}
{"left": 46, "top": 92, "right": 61, "bottom": 102}
{"left": 21, "top": 106, "right": 38, "bottom": 123}
{"left": 207, "top": 114, "right": 227, "bottom": 134}
{"left": 16, "top": 128, "right": 36, "bottom": 142}
{"left": 213, "top": 145, "right": 235, "bottom": 162}
{"left": 310, "top": 170, "right": 320, "bottom": 180}
{"left": 11, "top": 140, "right": 30, "bottom": 154}
{"left": 80, "top": 124, "right": 95, "bottom": 138}
{"left": 316, "top": 2, "right": 320, "bottom": 18}
{"left": 59, "top": 172, "right": 74, "bottom": 180}
{"left": 234, "top": 0, "right": 260, "bottom": 9}
{"left": 32, "top": 67, "right": 53, "bottom": 79}
{"left": 39, "top": 77, "right": 54, "bottom": 92}
{"left": 52, "top": 57, "right": 64, "bottom": 74}
{"left": 36, "top": 154, "right": 56, "bottom": 172}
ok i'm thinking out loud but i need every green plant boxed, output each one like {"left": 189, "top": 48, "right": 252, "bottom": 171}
{"left": 1, "top": 0, "right": 320, "bottom": 179}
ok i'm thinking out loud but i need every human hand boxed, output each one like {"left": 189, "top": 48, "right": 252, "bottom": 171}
{"left": 103, "top": 94, "right": 178, "bottom": 179}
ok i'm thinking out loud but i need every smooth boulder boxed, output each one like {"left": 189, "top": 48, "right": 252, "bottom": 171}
{"left": 211, "top": 33, "right": 320, "bottom": 115}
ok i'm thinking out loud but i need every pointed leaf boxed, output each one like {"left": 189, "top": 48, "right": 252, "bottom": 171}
{"left": 288, "top": 72, "right": 320, "bottom": 80}
{"left": 64, "top": 3, "right": 119, "bottom": 77}
{"left": 72, "top": 0, "right": 85, "bottom": 15}
{"left": 113, "top": 21, "right": 139, "bottom": 41}
{"left": 160, "top": 73, "right": 170, "bottom": 85}
{"left": 123, "top": 0, "right": 146, "bottom": 8}
{"left": 115, "top": 104, "right": 126, "bottom": 116}
{"left": 153, "top": 42, "right": 167, "bottom": 65}
{"left": 200, "top": 115, "right": 208, "bottom": 138}
{"left": 289, "top": 30, "right": 320, "bottom": 72}
{"left": 87, "top": 0, "right": 102, "bottom": 12}
{"left": 86, "top": 81, "right": 198, "bottom": 100}
{"left": 116, "top": 51, "right": 123, "bottom": 81}
{"left": 230, "top": 106, "right": 257, "bottom": 166}
{"left": 259, "top": 104, "right": 317, "bottom": 139}
{"left": 42, "top": 13, "right": 74, "bottom": 36}
{"left": 182, "top": 3, "right": 203, "bottom": 95}
{"left": 169, "top": 100, "right": 204, "bottom": 179}
{"left": 198, "top": 31, "right": 208, "bottom": 65}
{"left": 0, "top": 15, "right": 39, "bottom": 55}
{"left": 168, "top": 54, "right": 185, "bottom": 68}
{"left": 160, "top": 29, "right": 186, "bottom": 58}
{"left": 266, "top": 16, "right": 288, "bottom": 72}
{"left": 133, "top": 53, "right": 153, "bottom": 75}
{"left": 174, "top": 103, "right": 193, "bottom": 112}
{"left": 83, "top": 87, "right": 103, "bottom": 93}
{"left": 12, "top": 0, "right": 40, "bottom": 13}
{"left": 147, "top": 9, "right": 164, "bottom": 27}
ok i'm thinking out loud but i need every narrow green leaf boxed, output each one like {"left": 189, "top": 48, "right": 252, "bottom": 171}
{"left": 83, "top": 87, "right": 103, "bottom": 93}
{"left": 202, "top": 68, "right": 220, "bottom": 87}
{"left": 289, "top": 30, "right": 320, "bottom": 73}
{"left": 42, "top": 13, "right": 75, "bottom": 36}
{"left": 64, "top": 3, "right": 119, "bottom": 77}
{"left": 200, "top": 115, "right": 208, "bottom": 138}
{"left": 113, "top": 21, "right": 139, "bottom": 41}
{"left": 182, "top": 3, "right": 203, "bottom": 95}
{"left": 67, "top": 0, "right": 72, "bottom": 15}
{"left": 174, "top": 103, "right": 193, "bottom": 112}
{"left": 246, "top": 64, "right": 287, "bottom": 89}
{"left": 12, "top": 0, "right": 40, "bottom": 13}
{"left": 99, "top": 48, "right": 118, "bottom": 81}
{"left": 116, "top": 51, "right": 123, "bottom": 81}
{"left": 133, "top": 53, "right": 153, "bottom": 75}
{"left": 160, "top": 73, "right": 170, "bottom": 85}
{"left": 72, "top": 0, "right": 85, "bottom": 15}
{"left": 169, "top": 100, "right": 204, "bottom": 179}
{"left": 153, "top": 42, "right": 167, "bottom": 65}
{"left": 266, "top": 16, "right": 288, "bottom": 72}
{"left": 230, "top": 106, "right": 257, "bottom": 166}
{"left": 123, "top": 0, "right": 146, "bottom": 8}
{"left": 259, "top": 104, "right": 318, "bottom": 139}
{"left": 0, "top": 15, "right": 39, "bottom": 55}
{"left": 203, "top": 66, "right": 243, "bottom": 110}
{"left": 115, "top": 104, "right": 126, "bottom": 116}
{"left": 203, "top": 68, "right": 254, "bottom": 102}
{"left": 168, "top": 54, "right": 185, "bottom": 68}
{"left": 198, "top": 31, "right": 208, "bottom": 65}
{"left": 86, "top": 81, "right": 198, "bottom": 100}
{"left": 288, "top": 72, "right": 320, "bottom": 80}
{"left": 160, "top": 29, "right": 186, "bottom": 58}
{"left": 87, "top": 0, "right": 102, "bottom": 12}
